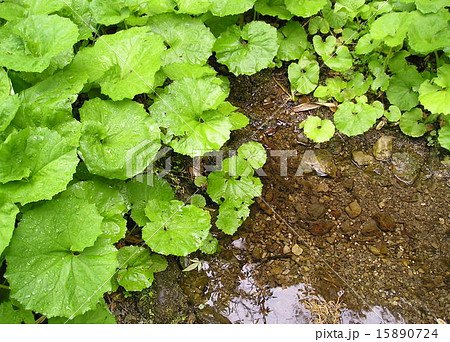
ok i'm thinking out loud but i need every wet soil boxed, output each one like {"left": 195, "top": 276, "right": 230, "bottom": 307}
{"left": 111, "top": 68, "right": 449, "bottom": 324}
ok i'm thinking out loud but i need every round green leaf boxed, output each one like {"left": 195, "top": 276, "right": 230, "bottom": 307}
{"left": 302, "top": 116, "right": 336, "bottom": 143}
{"left": 5, "top": 196, "right": 118, "bottom": 318}
{"left": 237, "top": 142, "right": 267, "bottom": 170}
{"left": 288, "top": 57, "right": 320, "bottom": 94}
{"left": 70, "top": 27, "right": 165, "bottom": 101}
{"left": 148, "top": 14, "right": 216, "bottom": 66}
{"left": 191, "top": 194, "right": 207, "bottom": 207}
{"left": 418, "top": 64, "right": 450, "bottom": 115}
{"left": 386, "top": 68, "right": 423, "bottom": 111}
{"left": 277, "top": 21, "right": 308, "bottom": 61}
{"left": 79, "top": 98, "right": 161, "bottom": 180}
{"left": 407, "top": 10, "right": 450, "bottom": 54}
{"left": 142, "top": 200, "right": 211, "bottom": 256}
{"left": 285, "top": 0, "right": 327, "bottom": 17}
{"left": 334, "top": 99, "right": 380, "bottom": 136}
{"left": 254, "top": 0, "right": 293, "bottom": 20}
{"left": 0, "top": 127, "right": 79, "bottom": 205}
{"left": 124, "top": 174, "right": 175, "bottom": 226}
{"left": 199, "top": 233, "right": 219, "bottom": 254}
{"left": 370, "top": 12, "right": 411, "bottom": 47}
{"left": 399, "top": 108, "right": 427, "bottom": 137}
{"left": 117, "top": 246, "right": 167, "bottom": 291}
{"left": 61, "top": 181, "right": 128, "bottom": 243}
{"left": 385, "top": 105, "right": 402, "bottom": 122}
{"left": 216, "top": 200, "right": 250, "bottom": 235}
{"left": 214, "top": 21, "right": 279, "bottom": 75}
{"left": 150, "top": 77, "right": 238, "bottom": 156}
{"left": 0, "top": 15, "right": 79, "bottom": 73}
{"left": 209, "top": 0, "right": 256, "bottom": 16}
{"left": 207, "top": 170, "right": 262, "bottom": 205}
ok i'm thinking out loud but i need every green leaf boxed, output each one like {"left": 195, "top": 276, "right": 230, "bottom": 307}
{"left": 285, "top": 0, "right": 327, "bottom": 17}
{"left": 70, "top": 27, "right": 165, "bottom": 101}
{"left": 117, "top": 246, "right": 167, "bottom": 291}
{"left": 323, "top": 46, "right": 353, "bottom": 72}
{"left": 209, "top": 0, "right": 257, "bottom": 16}
{"left": 90, "top": 0, "right": 150, "bottom": 26}
{"left": 191, "top": 194, "right": 207, "bottom": 207}
{"left": 5, "top": 196, "right": 118, "bottom": 318}
{"left": 418, "top": 64, "right": 450, "bottom": 115}
{"left": 216, "top": 199, "right": 250, "bottom": 235}
{"left": 237, "top": 142, "right": 267, "bottom": 170}
{"left": 79, "top": 98, "right": 161, "bottom": 180}
{"left": 438, "top": 124, "right": 450, "bottom": 150}
{"left": 370, "top": 12, "right": 411, "bottom": 47}
{"left": 48, "top": 301, "right": 116, "bottom": 324}
{"left": 60, "top": 181, "right": 128, "bottom": 243}
{"left": 175, "top": 0, "right": 210, "bottom": 15}
{"left": 0, "top": 127, "right": 79, "bottom": 205}
{"left": 254, "top": 0, "right": 293, "bottom": 20}
{"left": 302, "top": 116, "right": 335, "bottom": 143}
{"left": 386, "top": 67, "right": 424, "bottom": 111}
{"left": 414, "top": 0, "right": 450, "bottom": 14}
{"left": 385, "top": 105, "right": 402, "bottom": 122}
{"left": 399, "top": 108, "right": 427, "bottom": 137}
{"left": 162, "top": 63, "right": 216, "bottom": 80}
{"left": 314, "top": 76, "right": 347, "bottom": 102}
{"left": 150, "top": 77, "right": 240, "bottom": 156}
{"left": 334, "top": 98, "right": 383, "bottom": 136}
{"left": 207, "top": 170, "right": 262, "bottom": 205}
{"left": 407, "top": 10, "right": 450, "bottom": 54}
{"left": 0, "top": 301, "right": 34, "bottom": 324}
{"left": 277, "top": 21, "right": 308, "bottom": 61}
{"left": 148, "top": 14, "right": 216, "bottom": 66}
{"left": 0, "top": 95, "right": 20, "bottom": 133}
{"left": 340, "top": 72, "right": 373, "bottom": 101}
{"left": 313, "top": 35, "right": 336, "bottom": 57}
{"left": 199, "top": 233, "right": 219, "bottom": 254}
{"left": 142, "top": 200, "right": 211, "bottom": 256}
{"left": 288, "top": 56, "right": 320, "bottom": 94}
{"left": 0, "top": 197, "right": 19, "bottom": 256}
{"left": 214, "top": 21, "right": 279, "bottom": 76}
{"left": 0, "top": 14, "right": 79, "bottom": 72}
{"left": 12, "top": 70, "right": 88, "bottom": 132}
{"left": 124, "top": 174, "right": 175, "bottom": 226}
{"left": 308, "top": 16, "right": 330, "bottom": 34}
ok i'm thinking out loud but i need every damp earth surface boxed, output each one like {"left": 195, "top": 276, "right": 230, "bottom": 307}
{"left": 109, "top": 68, "right": 449, "bottom": 324}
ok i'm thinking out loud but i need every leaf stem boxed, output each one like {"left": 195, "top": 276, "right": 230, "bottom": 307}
{"left": 0, "top": 284, "right": 10, "bottom": 290}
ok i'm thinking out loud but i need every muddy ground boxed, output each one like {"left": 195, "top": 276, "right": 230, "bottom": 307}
{"left": 110, "top": 68, "right": 449, "bottom": 324}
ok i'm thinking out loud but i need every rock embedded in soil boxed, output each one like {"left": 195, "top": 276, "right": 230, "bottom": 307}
{"left": 372, "top": 213, "right": 396, "bottom": 232}
{"left": 373, "top": 136, "right": 394, "bottom": 161}
{"left": 307, "top": 203, "right": 326, "bottom": 220}
{"left": 361, "top": 219, "right": 382, "bottom": 237}
{"left": 367, "top": 241, "right": 388, "bottom": 256}
{"left": 352, "top": 151, "right": 375, "bottom": 167}
{"left": 300, "top": 150, "right": 337, "bottom": 178}
{"left": 340, "top": 221, "right": 358, "bottom": 235}
{"left": 308, "top": 220, "right": 335, "bottom": 236}
{"left": 291, "top": 244, "right": 303, "bottom": 256}
{"left": 391, "top": 152, "right": 421, "bottom": 184}
{"left": 345, "top": 200, "right": 362, "bottom": 218}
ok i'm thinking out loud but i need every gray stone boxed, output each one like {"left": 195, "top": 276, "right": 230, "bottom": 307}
{"left": 391, "top": 152, "right": 421, "bottom": 184}
{"left": 373, "top": 136, "right": 394, "bottom": 161}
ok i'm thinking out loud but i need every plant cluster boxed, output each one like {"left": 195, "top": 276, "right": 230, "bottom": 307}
{"left": 0, "top": 0, "right": 448, "bottom": 324}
